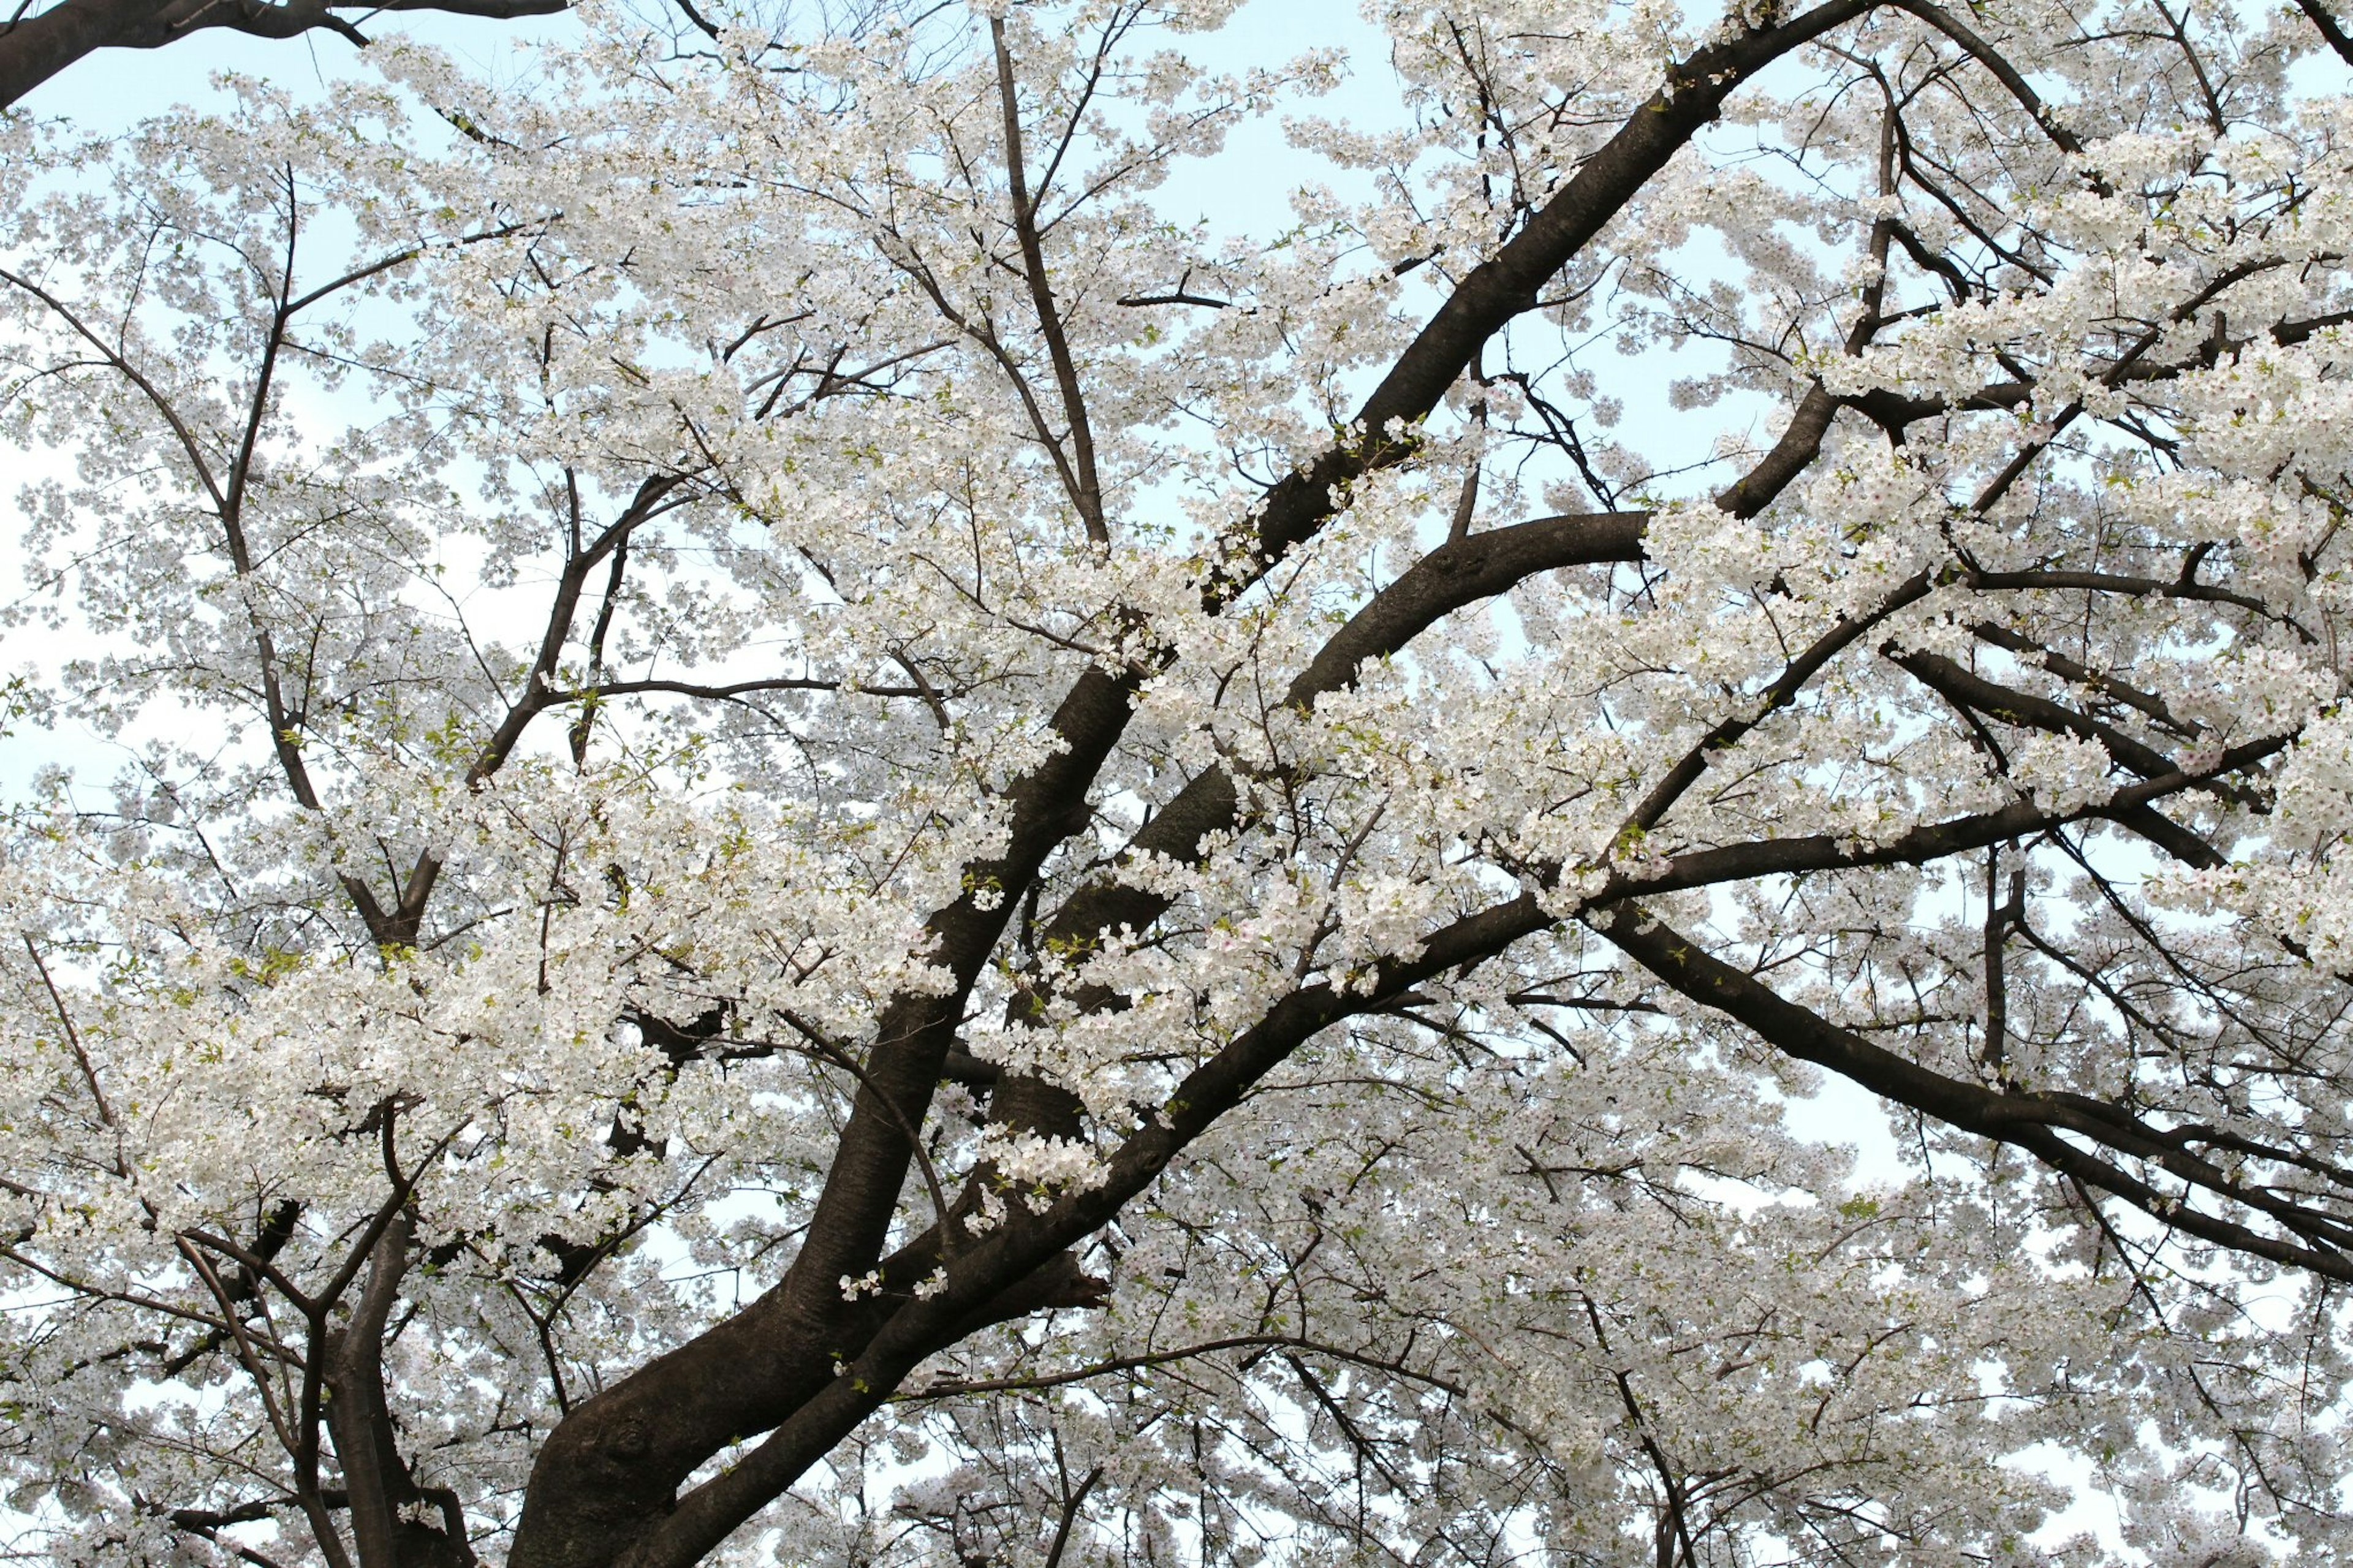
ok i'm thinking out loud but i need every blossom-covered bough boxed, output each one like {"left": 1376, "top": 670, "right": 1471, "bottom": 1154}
{"left": 6, "top": 0, "right": 2353, "bottom": 1561}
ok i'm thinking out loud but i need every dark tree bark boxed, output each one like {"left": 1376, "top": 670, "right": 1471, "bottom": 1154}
{"left": 0, "top": 0, "right": 564, "bottom": 111}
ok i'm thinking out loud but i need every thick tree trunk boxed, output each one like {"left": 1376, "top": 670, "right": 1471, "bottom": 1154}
{"left": 325, "top": 1214, "right": 475, "bottom": 1568}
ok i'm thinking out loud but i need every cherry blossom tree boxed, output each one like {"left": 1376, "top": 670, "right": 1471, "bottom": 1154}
{"left": 7, "top": 0, "right": 2353, "bottom": 1562}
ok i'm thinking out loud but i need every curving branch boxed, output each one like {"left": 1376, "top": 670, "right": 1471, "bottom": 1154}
{"left": 2294, "top": 0, "right": 2353, "bottom": 68}
{"left": 0, "top": 0, "right": 566, "bottom": 110}
{"left": 1590, "top": 904, "right": 2353, "bottom": 1280}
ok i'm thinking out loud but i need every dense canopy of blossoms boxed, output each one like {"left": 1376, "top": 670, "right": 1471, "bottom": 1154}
{"left": 7, "top": 0, "right": 2353, "bottom": 1562}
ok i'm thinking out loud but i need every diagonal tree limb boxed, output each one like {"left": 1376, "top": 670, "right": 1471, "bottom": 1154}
{"left": 756, "top": 0, "right": 1886, "bottom": 1381}
{"left": 1226, "top": 0, "right": 1878, "bottom": 596}
{"left": 2293, "top": 0, "right": 2353, "bottom": 68}
{"left": 1588, "top": 904, "right": 2353, "bottom": 1278}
